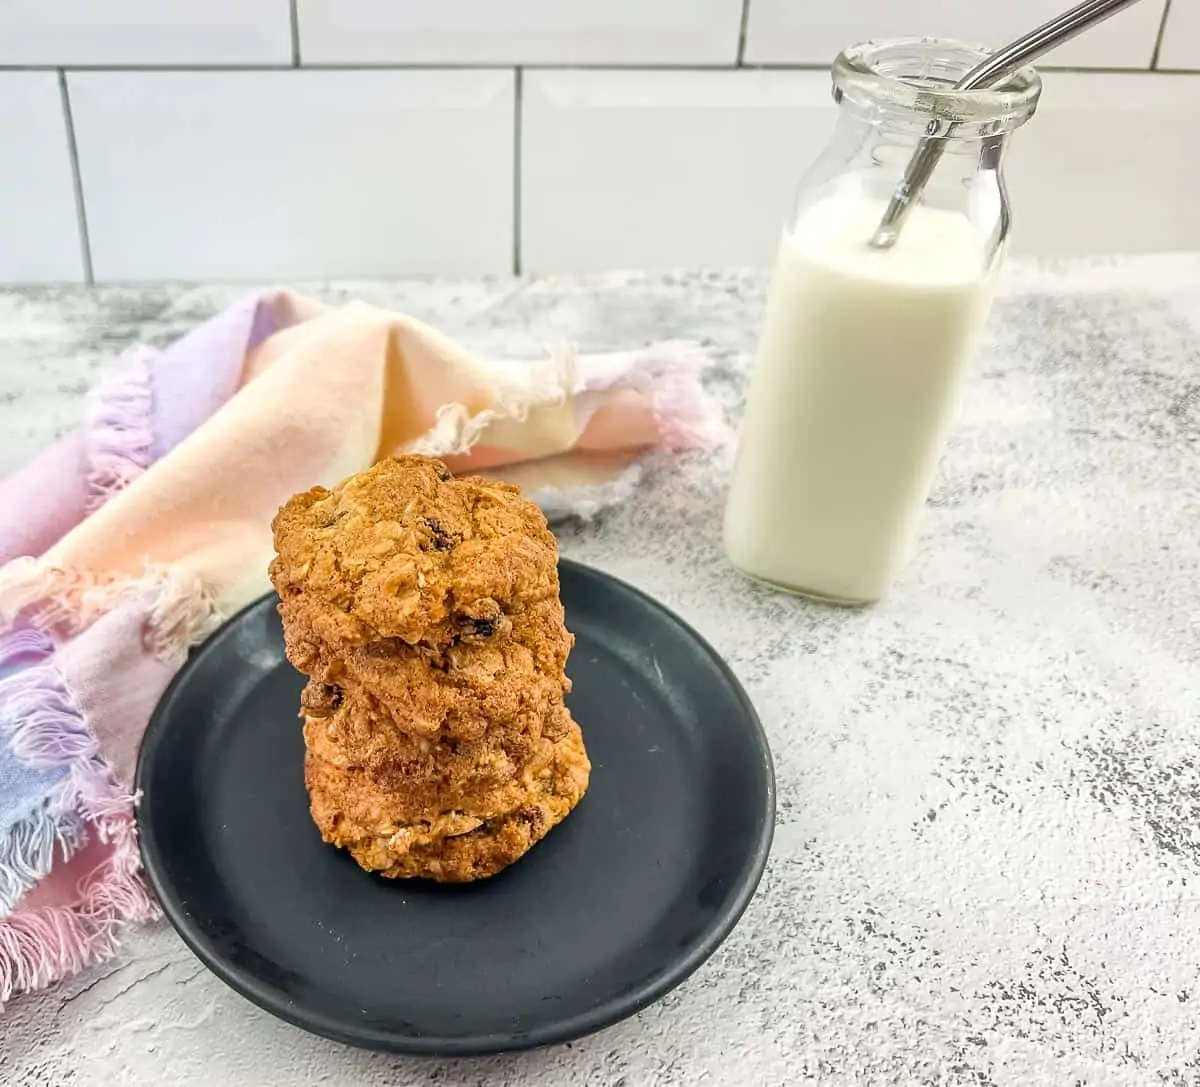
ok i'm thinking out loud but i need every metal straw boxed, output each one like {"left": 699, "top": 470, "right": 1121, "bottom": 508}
{"left": 869, "top": 0, "right": 1150, "bottom": 249}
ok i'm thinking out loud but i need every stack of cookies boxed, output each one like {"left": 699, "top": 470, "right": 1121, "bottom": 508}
{"left": 269, "top": 456, "right": 590, "bottom": 882}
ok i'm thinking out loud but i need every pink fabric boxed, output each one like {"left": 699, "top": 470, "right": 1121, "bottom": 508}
{"left": 57, "top": 605, "right": 176, "bottom": 788}
{"left": 0, "top": 435, "right": 90, "bottom": 565}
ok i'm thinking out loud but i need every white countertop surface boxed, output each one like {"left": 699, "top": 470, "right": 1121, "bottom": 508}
{"left": 2, "top": 256, "right": 1199, "bottom": 1086}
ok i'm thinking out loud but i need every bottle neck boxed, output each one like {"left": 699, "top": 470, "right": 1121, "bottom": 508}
{"left": 791, "top": 112, "right": 1011, "bottom": 261}
{"left": 806, "top": 113, "right": 1005, "bottom": 196}
{"left": 832, "top": 38, "right": 1041, "bottom": 140}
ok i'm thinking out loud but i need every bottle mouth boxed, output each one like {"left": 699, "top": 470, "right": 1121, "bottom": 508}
{"left": 833, "top": 37, "right": 1042, "bottom": 136}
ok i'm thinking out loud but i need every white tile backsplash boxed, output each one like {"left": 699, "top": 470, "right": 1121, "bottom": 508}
{"left": 0, "top": 0, "right": 291, "bottom": 66}
{"left": 744, "top": 0, "right": 1170, "bottom": 69}
{"left": 522, "top": 67, "right": 1200, "bottom": 273}
{"left": 297, "top": 0, "right": 743, "bottom": 65}
{"left": 0, "top": 74, "right": 84, "bottom": 284}
{"left": 1157, "top": 0, "right": 1200, "bottom": 70}
{"left": 1006, "top": 72, "right": 1200, "bottom": 256}
{"left": 0, "top": 0, "right": 1195, "bottom": 282}
{"left": 522, "top": 70, "right": 834, "bottom": 272}
{"left": 68, "top": 70, "right": 514, "bottom": 281}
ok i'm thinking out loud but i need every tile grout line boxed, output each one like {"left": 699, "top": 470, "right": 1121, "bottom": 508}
{"left": 1150, "top": 0, "right": 1174, "bottom": 69}
{"left": 512, "top": 67, "right": 523, "bottom": 277}
{"left": 0, "top": 62, "right": 1194, "bottom": 75}
{"left": 57, "top": 69, "right": 94, "bottom": 285}
{"left": 289, "top": 0, "right": 301, "bottom": 67}
{"left": 736, "top": 0, "right": 752, "bottom": 66}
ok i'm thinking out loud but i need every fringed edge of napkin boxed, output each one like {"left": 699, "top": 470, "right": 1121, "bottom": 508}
{"left": 567, "top": 339, "right": 729, "bottom": 451}
{"left": 0, "top": 626, "right": 159, "bottom": 1007}
{"left": 0, "top": 560, "right": 221, "bottom": 668}
{"left": 414, "top": 340, "right": 727, "bottom": 517}
{"left": 84, "top": 348, "right": 155, "bottom": 515}
{"left": 0, "top": 559, "right": 221, "bottom": 1007}
{"left": 0, "top": 357, "right": 162, "bottom": 1000}
{"left": 526, "top": 341, "right": 726, "bottom": 520}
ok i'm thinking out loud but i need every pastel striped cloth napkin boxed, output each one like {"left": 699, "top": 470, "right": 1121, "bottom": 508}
{"left": 0, "top": 290, "right": 724, "bottom": 1006}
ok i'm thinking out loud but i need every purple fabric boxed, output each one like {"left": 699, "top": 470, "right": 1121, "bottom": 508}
{"left": 148, "top": 293, "right": 287, "bottom": 458}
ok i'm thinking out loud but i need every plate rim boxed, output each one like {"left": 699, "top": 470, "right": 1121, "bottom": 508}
{"left": 135, "top": 557, "right": 776, "bottom": 1055}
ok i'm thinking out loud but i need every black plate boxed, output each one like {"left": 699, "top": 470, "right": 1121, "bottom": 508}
{"left": 136, "top": 559, "right": 774, "bottom": 1055}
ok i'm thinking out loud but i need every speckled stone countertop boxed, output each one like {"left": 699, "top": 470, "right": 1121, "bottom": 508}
{"left": 2, "top": 257, "right": 1199, "bottom": 1086}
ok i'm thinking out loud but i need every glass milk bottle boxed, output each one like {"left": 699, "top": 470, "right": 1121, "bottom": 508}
{"left": 724, "top": 38, "right": 1041, "bottom": 604}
